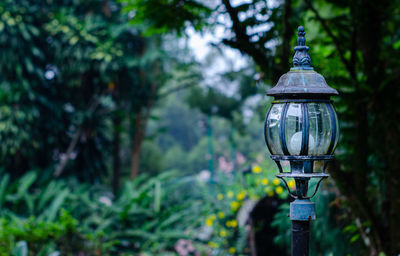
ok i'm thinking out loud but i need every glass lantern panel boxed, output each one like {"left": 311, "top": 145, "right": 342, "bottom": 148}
{"left": 285, "top": 103, "right": 303, "bottom": 155}
{"left": 308, "top": 103, "right": 332, "bottom": 155}
{"left": 265, "top": 104, "right": 284, "bottom": 155}
{"left": 333, "top": 106, "right": 339, "bottom": 152}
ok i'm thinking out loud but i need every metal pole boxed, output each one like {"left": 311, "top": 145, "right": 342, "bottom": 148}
{"left": 290, "top": 199, "right": 315, "bottom": 256}
{"left": 292, "top": 220, "right": 309, "bottom": 256}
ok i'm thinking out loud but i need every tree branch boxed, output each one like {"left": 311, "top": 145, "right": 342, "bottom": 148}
{"left": 221, "top": 0, "right": 270, "bottom": 72}
{"left": 304, "top": 0, "right": 357, "bottom": 80}
{"left": 53, "top": 94, "right": 104, "bottom": 177}
{"left": 158, "top": 82, "right": 196, "bottom": 98}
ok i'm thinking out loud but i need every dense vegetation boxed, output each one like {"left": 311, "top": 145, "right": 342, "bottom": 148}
{"left": 0, "top": 0, "right": 399, "bottom": 255}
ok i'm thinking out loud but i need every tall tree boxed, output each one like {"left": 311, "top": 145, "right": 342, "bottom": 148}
{"left": 303, "top": 0, "right": 400, "bottom": 254}
{"left": 0, "top": 0, "right": 116, "bottom": 181}
{"left": 0, "top": 0, "right": 166, "bottom": 187}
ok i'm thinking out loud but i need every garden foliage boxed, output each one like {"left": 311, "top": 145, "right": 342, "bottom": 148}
{"left": 0, "top": 0, "right": 398, "bottom": 255}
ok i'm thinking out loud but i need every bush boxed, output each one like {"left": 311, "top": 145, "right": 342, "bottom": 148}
{"left": 198, "top": 163, "right": 289, "bottom": 255}
{"left": 0, "top": 170, "right": 210, "bottom": 255}
{"left": 0, "top": 209, "right": 114, "bottom": 256}
{"left": 272, "top": 180, "right": 361, "bottom": 256}
{"left": 0, "top": 166, "right": 296, "bottom": 255}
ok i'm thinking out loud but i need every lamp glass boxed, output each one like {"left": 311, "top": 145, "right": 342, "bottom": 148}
{"left": 265, "top": 102, "right": 339, "bottom": 156}
{"left": 265, "top": 104, "right": 284, "bottom": 154}
{"left": 308, "top": 103, "right": 331, "bottom": 154}
{"left": 285, "top": 103, "right": 303, "bottom": 155}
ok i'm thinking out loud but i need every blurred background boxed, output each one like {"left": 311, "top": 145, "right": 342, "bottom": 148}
{"left": 0, "top": 0, "right": 399, "bottom": 255}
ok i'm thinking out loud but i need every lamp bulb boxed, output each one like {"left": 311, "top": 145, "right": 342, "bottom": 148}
{"left": 289, "top": 131, "right": 315, "bottom": 154}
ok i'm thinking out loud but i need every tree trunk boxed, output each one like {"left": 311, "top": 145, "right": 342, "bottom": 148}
{"left": 130, "top": 142, "right": 141, "bottom": 179}
{"left": 130, "top": 111, "right": 144, "bottom": 179}
{"left": 280, "top": 0, "right": 292, "bottom": 77}
{"left": 129, "top": 76, "right": 157, "bottom": 179}
{"left": 112, "top": 111, "right": 121, "bottom": 194}
{"left": 129, "top": 35, "right": 160, "bottom": 180}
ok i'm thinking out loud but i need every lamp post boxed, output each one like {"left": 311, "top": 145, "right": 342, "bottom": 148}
{"left": 264, "top": 26, "right": 339, "bottom": 256}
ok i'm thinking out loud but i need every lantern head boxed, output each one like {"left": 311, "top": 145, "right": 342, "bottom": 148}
{"left": 264, "top": 26, "right": 339, "bottom": 200}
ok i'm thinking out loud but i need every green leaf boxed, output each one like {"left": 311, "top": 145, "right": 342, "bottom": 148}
{"left": 394, "top": 40, "right": 400, "bottom": 50}
{"left": 0, "top": 174, "right": 10, "bottom": 208}
{"left": 154, "top": 181, "right": 161, "bottom": 213}
{"left": 12, "top": 241, "right": 28, "bottom": 256}
{"left": 17, "top": 172, "right": 37, "bottom": 198}
{"left": 350, "top": 234, "right": 360, "bottom": 243}
{"left": 41, "top": 189, "right": 69, "bottom": 222}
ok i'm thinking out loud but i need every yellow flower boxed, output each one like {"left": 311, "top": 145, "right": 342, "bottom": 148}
{"left": 208, "top": 241, "right": 218, "bottom": 248}
{"left": 219, "top": 230, "right": 227, "bottom": 237}
{"left": 209, "top": 214, "right": 216, "bottom": 220}
{"left": 205, "top": 218, "right": 213, "bottom": 227}
{"left": 288, "top": 180, "right": 296, "bottom": 189}
{"left": 230, "top": 220, "right": 238, "bottom": 228}
{"left": 262, "top": 178, "right": 269, "bottom": 185}
{"left": 236, "top": 191, "right": 246, "bottom": 201}
{"left": 275, "top": 186, "right": 283, "bottom": 194}
{"left": 217, "top": 194, "right": 224, "bottom": 200}
{"left": 231, "top": 201, "right": 240, "bottom": 211}
{"left": 267, "top": 190, "right": 274, "bottom": 197}
{"left": 227, "top": 191, "right": 234, "bottom": 198}
{"left": 229, "top": 247, "right": 236, "bottom": 254}
{"left": 218, "top": 211, "right": 225, "bottom": 219}
{"left": 252, "top": 165, "right": 262, "bottom": 173}
{"left": 226, "top": 220, "right": 231, "bottom": 227}
{"left": 273, "top": 178, "right": 280, "bottom": 186}
{"left": 264, "top": 186, "right": 271, "bottom": 193}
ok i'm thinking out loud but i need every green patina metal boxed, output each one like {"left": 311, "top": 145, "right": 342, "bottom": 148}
{"left": 267, "top": 26, "right": 338, "bottom": 97}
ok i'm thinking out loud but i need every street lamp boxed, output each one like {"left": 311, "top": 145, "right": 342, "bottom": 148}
{"left": 264, "top": 26, "right": 339, "bottom": 256}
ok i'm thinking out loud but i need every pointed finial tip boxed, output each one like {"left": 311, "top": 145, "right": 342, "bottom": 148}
{"left": 297, "top": 26, "right": 305, "bottom": 38}
{"left": 293, "top": 26, "right": 311, "bottom": 68}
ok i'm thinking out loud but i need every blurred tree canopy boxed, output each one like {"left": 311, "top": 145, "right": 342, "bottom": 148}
{"left": 0, "top": 0, "right": 117, "bottom": 180}
{"left": 0, "top": 0, "right": 167, "bottom": 189}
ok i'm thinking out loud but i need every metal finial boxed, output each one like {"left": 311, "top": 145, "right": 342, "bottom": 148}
{"left": 297, "top": 26, "right": 305, "bottom": 46}
{"left": 292, "top": 26, "right": 311, "bottom": 68}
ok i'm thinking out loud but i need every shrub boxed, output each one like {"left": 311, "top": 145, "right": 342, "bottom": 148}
{"left": 0, "top": 209, "right": 115, "bottom": 256}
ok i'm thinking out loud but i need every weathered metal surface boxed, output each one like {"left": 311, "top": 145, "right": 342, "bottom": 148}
{"left": 292, "top": 220, "right": 310, "bottom": 256}
{"left": 266, "top": 69, "right": 338, "bottom": 96}
{"left": 300, "top": 103, "right": 309, "bottom": 155}
{"left": 270, "top": 155, "right": 334, "bottom": 160}
{"left": 266, "top": 26, "right": 338, "bottom": 97}
{"left": 277, "top": 175, "right": 328, "bottom": 199}
{"left": 280, "top": 103, "right": 290, "bottom": 154}
{"left": 293, "top": 26, "right": 311, "bottom": 68}
{"left": 276, "top": 173, "right": 329, "bottom": 178}
{"left": 272, "top": 99, "right": 332, "bottom": 103}
{"left": 290, "top": 199, "right": 316, "bottom": 221}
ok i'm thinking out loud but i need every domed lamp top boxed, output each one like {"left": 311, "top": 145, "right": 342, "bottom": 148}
{"left": 267, "top": 26, "right": 338, "bottom": 98}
